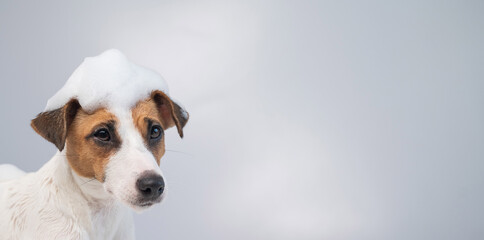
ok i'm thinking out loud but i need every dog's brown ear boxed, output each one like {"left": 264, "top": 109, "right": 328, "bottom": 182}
{"left": 151, "top": 90, "right": 189, "bottom": 138}
{"left": 31, "top": 99, "right": 81, "bottom": 151}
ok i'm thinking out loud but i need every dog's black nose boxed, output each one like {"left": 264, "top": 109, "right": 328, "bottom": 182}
{"left": 137, "top": 173, "right": 165, "bottom": 200}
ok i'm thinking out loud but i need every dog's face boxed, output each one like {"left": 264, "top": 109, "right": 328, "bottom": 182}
{"left": 31, "top": 90, "right": 188, "bottom": 211}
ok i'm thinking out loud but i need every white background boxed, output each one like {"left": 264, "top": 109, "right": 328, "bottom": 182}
{"left": 1, "top": 1, "right": 483, "bottom": 239}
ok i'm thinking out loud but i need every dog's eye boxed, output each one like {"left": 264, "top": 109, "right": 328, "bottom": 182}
{"left": 150, "top": 125, "right": 162, "bottom": 139}
{"left": 94, "top": 128, "right": 111, "bottom": 141}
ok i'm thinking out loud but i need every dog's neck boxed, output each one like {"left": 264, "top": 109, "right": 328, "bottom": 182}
{"left": 39, "top": 151, "right": 131, "bottom": 238}
{"left": 52, "top": 150, "right": 115, "bottom": 207}
{"left": 71, "top": 170, "right": 115, "bottom": 208}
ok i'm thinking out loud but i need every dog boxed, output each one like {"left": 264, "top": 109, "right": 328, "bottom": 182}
{"left": 0, "top": 50, "right": 188, "bottom": 239}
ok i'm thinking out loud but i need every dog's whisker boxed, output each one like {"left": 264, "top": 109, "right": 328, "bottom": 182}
{"left": 81, "top": 178, "right": 97, "bottom": 185}
{"left": 165, "top": 149, "right": 192, "bottom": 156}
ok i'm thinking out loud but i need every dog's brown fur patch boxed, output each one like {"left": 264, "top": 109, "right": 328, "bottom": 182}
{"left": 132, "top": 99, "right": 166, "bottom": 165}
{"left": 65, "top": 108, "right": 120, "bottom": 181}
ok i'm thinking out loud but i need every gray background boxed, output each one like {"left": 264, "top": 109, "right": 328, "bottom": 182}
{"left": 1, "top": 1, "right": 483, "bottom": 239}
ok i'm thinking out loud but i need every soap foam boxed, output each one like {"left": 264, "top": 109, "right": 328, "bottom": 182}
{"left": 45, "top": 49, "right": 170, "bottom": 112}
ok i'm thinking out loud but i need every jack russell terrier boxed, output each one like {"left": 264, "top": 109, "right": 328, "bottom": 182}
{"left": 0, "top": 49, "right": 189, "bottom": 239}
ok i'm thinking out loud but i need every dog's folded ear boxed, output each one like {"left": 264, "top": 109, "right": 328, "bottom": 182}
{"left": 31, "top": 99, "right": 81, "bottom": 151}
{"left": 151, "top": 90, "right": 189, "bottom": 138}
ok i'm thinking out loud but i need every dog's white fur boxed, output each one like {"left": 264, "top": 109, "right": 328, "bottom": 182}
{"left": 0, "top": 107, "right": 164, "bottom": 239}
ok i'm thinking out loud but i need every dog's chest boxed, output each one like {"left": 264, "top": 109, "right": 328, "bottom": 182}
{"left": 88, "top": 202, "right": 128, "bottom": 239}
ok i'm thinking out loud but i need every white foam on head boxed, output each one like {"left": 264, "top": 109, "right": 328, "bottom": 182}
{"left": 45, "top": 49, "right": 170, "bottom": 112}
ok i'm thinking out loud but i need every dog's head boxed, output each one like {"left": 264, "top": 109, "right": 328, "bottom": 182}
{"left": 31, "top": 90, "right": 188, "bottom": 211}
